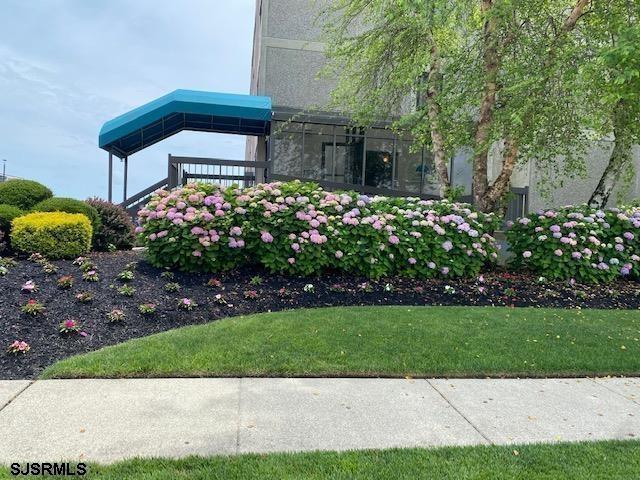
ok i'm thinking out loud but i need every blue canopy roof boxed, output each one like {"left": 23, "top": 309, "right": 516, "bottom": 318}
{"left": 99, "top": 89, "right": 272, "bottom": 158}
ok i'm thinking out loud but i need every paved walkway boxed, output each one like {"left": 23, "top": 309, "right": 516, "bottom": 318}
{"left": 0, "top": 377, "right": 638, "bottom": 463}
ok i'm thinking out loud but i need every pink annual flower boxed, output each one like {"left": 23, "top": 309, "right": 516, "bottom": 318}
{"left": 261, "top": 231, "right": 274, "bottom": 243}
{"left": 388, "top": 235, "right": 400, "bottom": 245}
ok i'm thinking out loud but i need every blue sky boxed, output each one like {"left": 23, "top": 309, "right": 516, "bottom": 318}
{"left": 0, "top": 0, "right": 255, "bottom": 201}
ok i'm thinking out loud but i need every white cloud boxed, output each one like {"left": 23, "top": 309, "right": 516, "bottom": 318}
{"left": 0, "top": 0, "right": 255, "bottom": 199}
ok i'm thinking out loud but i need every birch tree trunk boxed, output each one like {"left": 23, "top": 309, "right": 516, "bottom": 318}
{"left": 425, "top": 47, "right": 451, "bottom": 198}
{"left": 588, "top": 101, "right": 632, "bottom": 208}
{"left": 472, "top": 0, "right": 499, "bottom": 212}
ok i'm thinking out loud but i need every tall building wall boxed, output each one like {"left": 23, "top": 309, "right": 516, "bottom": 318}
{"left": 251, "top": 0, "right": 335, "bottom": 109}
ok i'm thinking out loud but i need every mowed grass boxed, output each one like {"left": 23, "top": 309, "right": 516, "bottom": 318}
{"left": 41, "top": 306, "right": 640, "bottom": 378}
{"left": 1, "top": 441, "right": 638, "bottom": 479}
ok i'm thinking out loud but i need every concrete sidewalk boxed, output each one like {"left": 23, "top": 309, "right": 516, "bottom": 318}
{"left": 0, "top": 377, "right": 638, "bottom": 464}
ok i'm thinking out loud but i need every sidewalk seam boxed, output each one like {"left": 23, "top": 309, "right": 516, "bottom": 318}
{"left": 0, "top": 380, "right": 35, "bottom": 415}
{"left": 587, "top": 377, "right": 640, "bottom": 407}
{"left": 235, "top": 378, "right": 242, "bottom": 454}
{"left": 426, "top": 379, "right": 493, "bottom": 445}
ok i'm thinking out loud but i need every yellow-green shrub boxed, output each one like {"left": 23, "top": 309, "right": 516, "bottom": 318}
{"left": 11, "top": 212, "right": 92, "bottom": 259}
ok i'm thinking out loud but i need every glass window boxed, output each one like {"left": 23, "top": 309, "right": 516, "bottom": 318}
{"left": 365, "top": 137, "right": 394, "bottom": 189}
{"left": 394, "top": 142, "right": 423, "bottom": 194}
{"left": 421, "top": 151, "right": 441, "bottom": 196}
{"left": 302, "top": 123, "right": 334, "bottom": 180}
{"left": 451, "top": 150, "right": 472, "bottom": 195}
{"left": 334, "top": 126, "right": 364, "bottom": 186}
{"left": 271, "top": 130, "right": 302, "bottom": 176}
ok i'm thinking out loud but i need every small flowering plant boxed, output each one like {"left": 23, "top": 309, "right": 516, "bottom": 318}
{"left": 57, "top": 275, "right": 74, "bottom": 289}
{"left": 0, "top": 265, "right": 7, "bottom": 276}
{"left": 82, "top": 270, "right": 99, "bottom": 282}
{"left": 164, "top": 282, "right": 180, "bottom": 292}
{"left": 59, "top": 319, "right": 81, "bottom": 334}
{"left": 177, "top": 297, "right": 197, "bottom": 310}
{"left": 107, "top": 309, "right": 125, "bottom": 322}
{"left": 75, "top": 292, "right": 93, "bottom": 303}
{"left": 117, "top": 285, "right": 136, "bottom": 296}
{"left": 139, "top": 303, "right": 157, "bottom": 315}
{"left": 21, "top": 280, "right": 37, "bottom": 293}
{"left": 207, "top": 278, "right": 223, "bottom": 288}
{"left": 28, "top": 252, "right": 46, "bottom": 263}
{"left": 160, "top": 271, "right": 175, "bottom": 280}
{"left": 21, "top": 299, "right": 44, "bottom": 316}
{"left": 303, "top": 283, "right": 315, "bottom": 293}
{"left": 42, "top": 262, "right": 58, "bottom": 275}
{"left": 7, "top": 340, "right": 30, "bottom": 354}
{"left": 213, "top": 293, "right": 227, "bottom": 305}
{"left": 244, "top": 290, "right": 259, "bottom": 299}
{"left": 72, "top": 256, "right": 88, "bottom": 266}
{"left": 79, "top": 262, "right": 97, "bottom": 273}
{"left": 117, "top": 270, "right": 135, "bottom": 282}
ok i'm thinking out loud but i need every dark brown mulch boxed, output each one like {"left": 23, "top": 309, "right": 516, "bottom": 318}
{"left": 1, "top": 250, "right": 639, "bottom": 380}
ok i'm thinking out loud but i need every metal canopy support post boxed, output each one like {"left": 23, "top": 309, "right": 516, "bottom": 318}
{"left": 123, "top": 156, "right": 129, "bottom": 201}
{"left": 108, "top": 152, "right": 113, "bottom": 202}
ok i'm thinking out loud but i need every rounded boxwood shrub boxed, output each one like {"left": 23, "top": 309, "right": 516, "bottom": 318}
{"left": 32, "top": 197, "right": 101, "bottom": 236}
{"left": 85, "top": 198, "right": 135, "bottom": 251}
{"left": 136, "top": 180, "right": 500, "bottom": 278}
{"left": 0, "top": 203, "right": 24, "bottom": 232}
{"left": 10, "top": 212, "right": 92, "bottom": 259}
{"left": 506, "top": 205, "right": 640, "bottom": 283}
{"left": 0, "top": 179, "right": 52, "bottom": 210}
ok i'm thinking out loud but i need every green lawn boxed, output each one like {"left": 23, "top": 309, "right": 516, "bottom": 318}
{"left": 42, "top": 306, "right": 640, "bottom": 378}
{"left": 1, "top": 441, "right": 638, "bottom": 479}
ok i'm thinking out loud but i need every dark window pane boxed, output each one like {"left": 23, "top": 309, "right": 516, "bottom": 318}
{"left": 394, "top": 142, "right": 422, "bottom": 194}
{"left": 334, "top": 130, "right": 364, "bottom": 186}
{"left": 365, "top": 137, "right": 394, "bottom": 189}
{"left": 451, "top": 150, "right": 472, "bottom": 195}
{"left": 302, "top": 123, "right": 333, "bottom": 180}
{"left": 422, "top": 151, "right": 441, "bottom": 196}
{"left": 271, "top": 131, "right": 302, "bottom": 175}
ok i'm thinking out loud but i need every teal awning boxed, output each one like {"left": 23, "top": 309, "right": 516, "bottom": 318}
{"left": 99, "top": 89, "right": 272, "bottom": 158}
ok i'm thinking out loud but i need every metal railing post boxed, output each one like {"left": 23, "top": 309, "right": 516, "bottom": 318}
{"left": 108, "top": 152, "right": 113, "bottom": 202}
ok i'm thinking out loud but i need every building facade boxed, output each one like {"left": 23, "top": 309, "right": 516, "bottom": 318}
{"left": 248, "top": 0, "right": 640, "bottom": 211}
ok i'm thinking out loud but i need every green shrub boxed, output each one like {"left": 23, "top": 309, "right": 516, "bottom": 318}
{"left": 506, "top": 205, "right": 640, "bottom": 283}
{"left": 85, "top": 198, "right": 135, "bottom": 251}
{"left": 32, "top": 197, "right": 101, "bottom": 236}
{"left": 136, "top": 181, "right": 500, "bottom": 277}
{"left": 0, "top": 204, "right": 24, "bottom": 232}
{"left": 0, "top": 179, "right": 52, "bottom": 210}
{"left": 11, "top": 212, "right": 92, "bottom": 259}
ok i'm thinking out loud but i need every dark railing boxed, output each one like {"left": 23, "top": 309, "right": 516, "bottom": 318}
{"left": 168, "top": 155, "right": 268, "bottom": 189}
{"left": 120, "top": 177, "right": 168, "bottom": 217}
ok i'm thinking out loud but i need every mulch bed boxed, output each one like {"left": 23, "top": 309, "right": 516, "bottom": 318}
{"left": 1, "top": 250, "right": 640, "bottom": 380}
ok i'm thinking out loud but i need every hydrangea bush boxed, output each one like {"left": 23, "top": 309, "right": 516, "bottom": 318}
{"left": 506, "top": 205, "right": 640, "bottom": 282}
{"left": 137, "top": 180, "right": 500, "bottom": 279}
